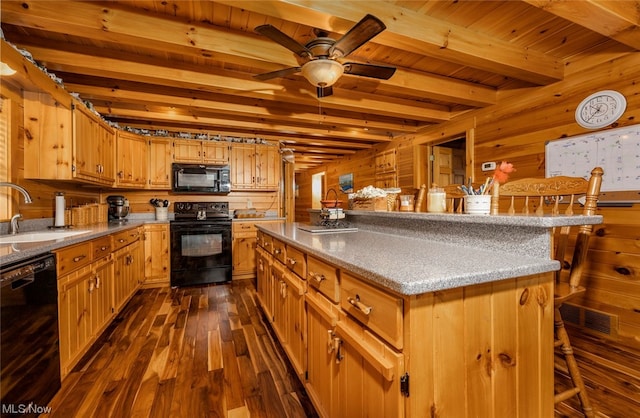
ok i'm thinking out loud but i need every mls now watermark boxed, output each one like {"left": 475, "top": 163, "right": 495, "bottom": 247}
{"left": 2, "top": 403, "right": 52, "bottom": 414}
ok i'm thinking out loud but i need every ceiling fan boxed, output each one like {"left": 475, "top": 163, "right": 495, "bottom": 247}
{"left": 254, "top": 14, "right": 396, "bottom": 98}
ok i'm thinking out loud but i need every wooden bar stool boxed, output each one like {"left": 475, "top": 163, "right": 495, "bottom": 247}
{"left": 499, "top": 167, "right": 604, "bottom": 418}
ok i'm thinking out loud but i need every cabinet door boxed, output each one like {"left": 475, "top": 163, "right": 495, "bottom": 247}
{"left": 202, "top": 142, "right": 229, "bottom": 164}
{"left": 232, "top": 230, "right": 257, "bottom": 277}
{"left": 89, "top": 258, "right": 114, "bottom": 339}
{"left": 256, "top": 247, "right": 272, "bottom": 317}
{"left": 305, "top": 290, "right": 340, "bottom": 418}
{"left": 113, "top": 240, "right": 142, "bottom": 313}
{"left": 334, "top": 319, "right": 405, "bottom": 418}
{"left": 116, "top": 131, "right": 148, "bottom": 187}
{"left": 73, "top": 104, "right": 102, "bottom": 183}
{"left": 271, "top": 261, "right": 287, "bottom": 339}
{"left": 230, "top": 144, "right": 256, "bottom": 189}
{"left": 73, "top": 103, "right": 115, "bottom": 185}
{"left": 255, "top": 145, "right": 280, "bottom": 190}
{"left": 148, "top": 138, "right": 172, "bottom": 189}
{"left": 58, "top": 266, "right": 93, "bottom": 376}
{"left": 173, "top": 139, "right": 203, "bottom": 162}
{"left": 143, "top": 224, "right": 170, "bottom": 287}
{"left": 283, "top": 269, "right": 306, "bottom": 377}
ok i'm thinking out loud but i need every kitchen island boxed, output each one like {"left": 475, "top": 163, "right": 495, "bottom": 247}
{"left": 255, "top": 211, "right": 602, "bottom": 418}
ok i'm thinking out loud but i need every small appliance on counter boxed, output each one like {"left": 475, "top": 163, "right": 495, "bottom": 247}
{"left": 106, "top": 195, "right": 130, "bottom": 223}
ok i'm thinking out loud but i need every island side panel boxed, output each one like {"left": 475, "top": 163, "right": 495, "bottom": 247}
{"left": 406, "top": 272, "right": 554, "bottom": 418}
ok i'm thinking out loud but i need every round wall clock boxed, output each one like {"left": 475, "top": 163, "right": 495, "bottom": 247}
{"left": 575, "top": 90, "right": 626, "bottom": 129}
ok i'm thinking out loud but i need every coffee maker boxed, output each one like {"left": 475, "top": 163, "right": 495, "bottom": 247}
{"left": 106, "top": 195, "right": 130, "bottom": 222}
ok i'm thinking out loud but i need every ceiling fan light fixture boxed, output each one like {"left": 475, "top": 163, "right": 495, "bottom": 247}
{"left": 301, "top": 59, "right": 344, "bottom": 87}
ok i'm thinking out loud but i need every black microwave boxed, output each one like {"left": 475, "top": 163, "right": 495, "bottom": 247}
{"left": 172, "top": 163, "right": 231, "bottom": 194}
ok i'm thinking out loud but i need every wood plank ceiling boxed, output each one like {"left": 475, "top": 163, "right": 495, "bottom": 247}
{"left": 1, "top": 1, "right": 638, "bottom": 171}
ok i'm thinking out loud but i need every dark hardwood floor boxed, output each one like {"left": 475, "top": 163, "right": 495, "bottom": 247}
{"left": 45, "top": 280, "right": 318, "bottom": 418}
{"left": 44, "top": 280, "right": 638, "bottom": 418}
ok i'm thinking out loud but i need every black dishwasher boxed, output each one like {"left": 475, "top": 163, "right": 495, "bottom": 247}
{"left": 1, "top": 253, "right": 60, "bottom": 416}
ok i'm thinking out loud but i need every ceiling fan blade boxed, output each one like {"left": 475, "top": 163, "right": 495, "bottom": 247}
{"left": 253, "top": 67, "right": 301, "bottom": 81}
{"left": 329, "top": 14, "right": 386, "bottom": 58}
{"left": 343, "top": 63, "right": 396, "bottom": 80}
{"left": 317, "top": 86, "right": 333, "bottom": 98}
{"left": 255, "top": 25, "right": 311, "bottom": 58}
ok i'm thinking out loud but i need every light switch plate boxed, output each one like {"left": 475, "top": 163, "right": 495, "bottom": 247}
{"left": 482, "top": 161, "right": 496, "bottom": 171}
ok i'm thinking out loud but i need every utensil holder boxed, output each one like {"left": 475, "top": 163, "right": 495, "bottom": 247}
{"left": 155, "top": 207, "right": 168, "bottom": 221}
{"left": 464, "top": 195, "right": 492, "bottom": 215}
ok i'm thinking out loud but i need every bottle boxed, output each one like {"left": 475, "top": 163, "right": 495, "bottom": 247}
{"left": 427, "top": 183, "right": 446, "bottom": 213}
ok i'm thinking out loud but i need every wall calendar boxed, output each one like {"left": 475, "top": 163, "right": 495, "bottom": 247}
{"left": 545, "top": 124, "right": 640, "bottom": 202}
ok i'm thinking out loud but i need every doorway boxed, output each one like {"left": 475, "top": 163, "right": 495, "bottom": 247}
{"left": 431, "top": 137, "right": 466, "bottom": 187}
{"left": 311, "top": 172, "right": 325, "bottom": 209}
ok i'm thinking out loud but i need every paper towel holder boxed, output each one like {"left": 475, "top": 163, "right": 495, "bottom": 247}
{"left": 49, "top": 191, "right": 71, "bottom": 229}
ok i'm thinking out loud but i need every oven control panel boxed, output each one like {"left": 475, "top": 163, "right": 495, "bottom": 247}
{"left": 174, "top": 201, "right": 229, "bottom": 219}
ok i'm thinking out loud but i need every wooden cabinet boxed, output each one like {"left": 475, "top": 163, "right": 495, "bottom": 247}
{"left": 307, "top": 255, "right": 340, "bottom": 303}
{"left": 142, "top": 223, "right": 170, "bottom": 288}
{"left": 173, "top": 139, "right": 229, "bottom": 164}
{"left": 232, "top": 221, "right": 259, "bottom": 279}
{"left": 72, "top": 101, "right": 116, "bottom": 185}
{"left": 113, "top": 229, "right": 143, "bottom": 313}
{"left": 230, "top": 144, "right": 280, "bottom": 190}
{"left": 148, "top": 137, "right": 172, "bottom": 189}
{"left": 281, "top": 268, "right": 306, "bottom": 377}
{"left": 305, "top": 288, "right": 340, "bottom": 418}
{"left": 115, "top": 130, "right": 148, "bottom": 188}
{"left": 233, "top": 220, "right": 283, "bottom": 280}
{"left": 56, "top": 237, "right": 114, "bottom": 377}
{"left": 256, "top": 246, "right": 274, "bottom": 320}
{"left": 23, "top": 93, "right": 115, "bottom": 186}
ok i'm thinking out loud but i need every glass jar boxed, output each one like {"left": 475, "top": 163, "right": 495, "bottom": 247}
{"left": 427, "top": 184, "right": 446, "bottom": 213}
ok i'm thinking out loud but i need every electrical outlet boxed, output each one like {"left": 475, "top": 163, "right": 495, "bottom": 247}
{"left": 482, "top": 161, "right": 496, "bottom": 171}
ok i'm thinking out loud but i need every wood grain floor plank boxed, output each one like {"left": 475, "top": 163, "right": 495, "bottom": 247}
{"left": 221, "top": 340, "right": 246, "bottom": 410}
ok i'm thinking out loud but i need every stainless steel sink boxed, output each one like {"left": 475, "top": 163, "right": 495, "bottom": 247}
{"left": 0, "top": 230, "right": 91, "bottom": 244}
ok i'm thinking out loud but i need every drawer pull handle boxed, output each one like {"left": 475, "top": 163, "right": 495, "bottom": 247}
{"left": 99, "top": 246, "right": 108, "bottom": 251}
{"left": 274, "top": 248, "right": 282, "bottom": 255}
{"left": 309, "top": 272, "right": 325, "bottom": 284}
{"left": 118, "top": 238, "right": 126, "bottom": 243}
{"left": 287, "top": 257, "right": 297, "bottom": 266}
{"left": 73, "top": 254, "right": 87, "bottom": 263}
{"left": 348, "top": 295, "right": 373, "bottom": 316}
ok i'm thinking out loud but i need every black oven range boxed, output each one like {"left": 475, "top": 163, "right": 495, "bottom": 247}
{"left": 170, "top": 201, "right": 232, "bottom": 287}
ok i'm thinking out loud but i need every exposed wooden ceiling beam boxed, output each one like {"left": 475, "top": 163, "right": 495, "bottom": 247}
{"left": 215, "top": 0, "right": 564, "bottom": 84}
{"left": 0, "top": 0, "right": 497, "bottom": 107}
{"left": 63, "top": 83, "right": 420, "bottom": 134}
{"left": 523, "top": 0, "right": 640, "bottom": 50}
{"left": 19, "top": 43, "right": 451, "bottom": 124}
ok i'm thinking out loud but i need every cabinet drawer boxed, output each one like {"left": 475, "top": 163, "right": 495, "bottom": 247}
{"left": 285, "top": 245, "right": 307, "bottom": 280}
{"left": 307, "top": 256, "right": 339, "bottom": 303}
{"left": 92, "top": 236, "right": 112, "bottom": 261}
{"left": 258, "top": 231, "right": 273, "bottom": 253}
{"left": 340, "top": 272, "right": 404, "bottom": 350}
{"left": 112, "top": 227, "right": 140, "bottom": 251}
{"left": 272, "top": 238, "right": 286, "bottom": 264}
{"left": 56, "top": 242, "right": 92, "bottom": 275}
{"left": 233, "top": 222, "right": 258, "bottom": 234}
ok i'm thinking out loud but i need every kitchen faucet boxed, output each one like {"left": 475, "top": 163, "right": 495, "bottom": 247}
{"left": 1, "top": 182, "right": 33, "bottom": 234}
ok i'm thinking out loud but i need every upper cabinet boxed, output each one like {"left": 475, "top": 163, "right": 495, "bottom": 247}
{"left": 231, "top": 144, "right": 280, "bottom": 191}
{"left": 115, "top": 131, "right": 148, "bottom": 188}
{"left": 148, "top": 137, "right": 172, "bottom": 190}
{"left": 173, "top": 139, "right": 229, "bottom": 164}
{"left": 24, "top": 93, "right": 115, "bottom": 186}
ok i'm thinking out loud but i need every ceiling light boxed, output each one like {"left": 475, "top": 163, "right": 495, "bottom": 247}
{"left": 0, "top": 62, "right": 17, "bottom": 76}
{"left": 300, "top": 59, "right": 344, "bottom": 87}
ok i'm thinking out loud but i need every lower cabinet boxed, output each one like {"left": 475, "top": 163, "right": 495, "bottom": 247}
{"left": 113, "top": 238, "right": 143, "bottom": 313}
{"left": 257, "top": 234, "right": 406, "bottom": 418}
{"left": 142, "top": 223, "right": 170, "bottom": 288}
{"left": 57, "top": 251, "right": 114, "bottom": 377}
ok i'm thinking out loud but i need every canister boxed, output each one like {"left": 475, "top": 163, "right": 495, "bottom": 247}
{"left": 399, "top": 195, "right": 414, "bottom": 212}
{"left": 427, "top": 184, "right": 446, "bottom": 213}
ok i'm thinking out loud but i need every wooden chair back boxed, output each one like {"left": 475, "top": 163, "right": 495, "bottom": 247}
{"left": 499, "top": 167, "right": 603, "bottom": 292}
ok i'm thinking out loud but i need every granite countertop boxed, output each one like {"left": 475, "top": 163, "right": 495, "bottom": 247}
{"left": 257, "top": 222, "right": 562, "bottom": 296}
{"left": 0, "top": 220, "right": 164, "bottom": 265}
